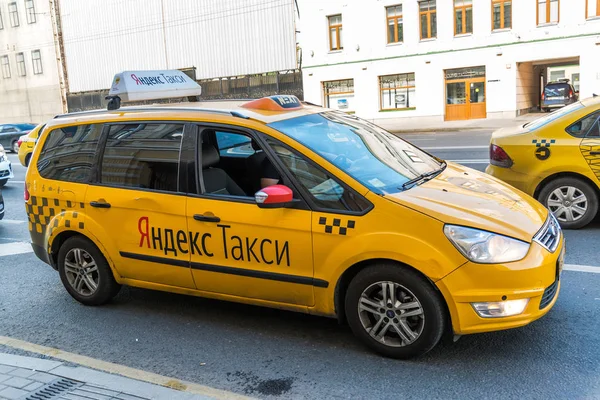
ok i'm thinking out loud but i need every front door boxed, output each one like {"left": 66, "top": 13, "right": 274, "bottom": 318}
{"left": 445, "top": 78, "right": 486, "bottom": 121}
{"left": 85, "top": 122, "right": 195, "bottom": 289}
{"left": 187, "top": 126, "right": 315, "bottom": 306}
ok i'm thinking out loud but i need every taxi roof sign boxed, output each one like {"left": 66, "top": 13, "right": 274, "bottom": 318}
{"left": 108, "top": 70, "right": 202, "bottom": 103}
{"left": 242, "top": 95, "right": 303, "bottom": 111}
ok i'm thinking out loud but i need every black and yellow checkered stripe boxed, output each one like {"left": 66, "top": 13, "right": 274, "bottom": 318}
{"left": 318, "top": 216, "right": 356, "bottom": 236}
{"left": 581, "top": 139, "right": 600, "bottom": 181}
{"left": 26, "top": 196, "right": 86, "bottom": 237}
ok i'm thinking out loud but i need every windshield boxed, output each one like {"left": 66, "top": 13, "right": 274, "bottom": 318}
{"left": 268, "top": 112, "right": 443, "bottom": 195}
{"left": 544, "top": 83, "right": 571, "bottom": 97}
{"left": 524, "top": 102, "right": 584, "bottom": 131}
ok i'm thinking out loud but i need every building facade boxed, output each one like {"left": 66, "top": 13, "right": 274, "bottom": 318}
{"left": 0, "top": 0, "right": 64, "bottom": 124}
{"left": 299, "top": 0, "right": 600, "bottom": 128}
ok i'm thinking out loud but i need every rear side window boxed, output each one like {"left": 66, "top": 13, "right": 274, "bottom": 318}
{"left": 566, "top": 111, "right": 600, "bottom": 138}
{"left": 100, "top": 123, "right": 183, "bottom": 192}
{"left": 37, "top": 124, "right": 103, "bottom": 183}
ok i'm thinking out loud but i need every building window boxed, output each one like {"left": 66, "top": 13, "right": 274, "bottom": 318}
{"left": 16, "top": 52, "right": 26, "bottom": 76}
{"left": 537, "top": 0, "right": 559, "bottom": 25}
{"left": 8, "top": 2, "right": 19, "bottom": 27}
{"left": 492, "top": 0, "right": 512, "bottom": 30}
{"left": 454, "top": 0, "right": 473, "bottom": 35}
{"left": 419, "top": 1, "right": 437, "bottom": 40}
{"left": 1, "top": 55, "right": 10, "bottom": 79}
{"left": 25, "top": 0, "right": 36, "bottom": 24}
{"left": 0, "top": 8, "right": 4, "bottom": 30}
{"left": 32, "top": 50, "right": 42, "bottom": 74}
{"left": 386, "top": 5, "right": 403, "bottom": 44}
{"left": 380, "top": 73, "right": 416, "bottom": 111}
{"left": 572, "top": 73, "right": 580, "bottom": 93}
{"left": 323, "top": 79, "right": 354, "bottom": 112}
{"left": 587, "top": 0, "right": 600, "bottom": 18}
{"left": 328, "top": 15, "right": 343, "bottom": 51}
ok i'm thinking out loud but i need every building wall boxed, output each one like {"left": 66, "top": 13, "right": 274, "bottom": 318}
{"left": 299, "top": 0, "right": 600, "bottom": 125}
{"left": 516, "top": 62, "right": 537, "bottom": 115}
{"left": 0, "top": 0, "right": 63, "bottom": 123}
{"left": 59, "top": 0, "right": 297, "bottom": 93}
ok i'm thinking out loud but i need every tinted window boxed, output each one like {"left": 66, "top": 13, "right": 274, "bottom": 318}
{"left": 566, "top": 111, "right": 600, "bottom": 138}
{"left": 215, "top": 131, "right": 253, "bottom": 157}
{"left": 100, "top": 123, "right": 183, "bottom": 192}
{"left": 37, "top": 124, "right": 102, "bottom": 183}
{"left": 267, "top": 138, "right": 370, "bottom": 212}
{"left": 2, "top": 127, "right": 18, "bottom": 133}
{"left": 544, "top": 83, "right": 571, "bottom": 97}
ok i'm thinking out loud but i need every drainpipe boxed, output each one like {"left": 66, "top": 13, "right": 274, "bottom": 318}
{"left": 49, "top": 0, "right": 69, "bottom": 113}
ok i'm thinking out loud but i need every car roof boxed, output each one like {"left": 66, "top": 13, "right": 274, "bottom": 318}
{"left": 581, "top": 96, "right": 600, "bottom": 108}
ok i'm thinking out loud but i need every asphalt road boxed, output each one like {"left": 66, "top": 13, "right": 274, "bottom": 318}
{"left": 1, "top": 139, "right": 600, "bottom": 399}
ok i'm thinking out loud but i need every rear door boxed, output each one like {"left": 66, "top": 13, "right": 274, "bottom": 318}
{"left": 84, "top": 122, "right": 195, "bottom": 288}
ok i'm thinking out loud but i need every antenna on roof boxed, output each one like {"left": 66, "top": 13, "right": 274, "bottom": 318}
{"left": 106, "top": 70, "right": 202, "bottom": 110}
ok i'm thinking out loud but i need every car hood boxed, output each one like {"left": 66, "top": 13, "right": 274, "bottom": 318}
{"left": 385, "top": 163, "right": 547, "bottom": 242}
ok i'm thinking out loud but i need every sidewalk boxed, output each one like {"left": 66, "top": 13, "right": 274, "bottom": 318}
{"left": 386, "top": 112, "right": 541, "bottom": 133}
{"left": 0, "top": 353, "right": 215, "bottom": 400}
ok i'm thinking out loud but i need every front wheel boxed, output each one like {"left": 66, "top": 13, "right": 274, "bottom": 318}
{"left": 58, "top": 236, "right": 121, "bottom": 305}
{"left": 538, "top": 177, "right": 599, "bottom": 229}
{"left": 345, "top": 264, "right": 446, "bottom": 359}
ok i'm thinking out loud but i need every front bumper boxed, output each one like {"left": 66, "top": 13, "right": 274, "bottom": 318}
{"left": 437, "top": 237, "right": 563, "bottom": 335}
{"left": 485, "top": 164, "right": 538, "bottom": 197}
{"left": 0, "top": 160, "right": 14, "bottom": 181}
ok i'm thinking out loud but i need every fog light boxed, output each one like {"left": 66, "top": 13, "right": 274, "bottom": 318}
{"left": 471, "top": 299, "right": 529, "bottom": 318}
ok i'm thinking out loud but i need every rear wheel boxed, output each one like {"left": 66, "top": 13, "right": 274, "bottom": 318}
{"left": 538, "top": 177, "right": 599, "bottom": 229}
{"left": 11, "top": 140, "right": 18, "bottom": 153}
{"left": 345, "top": 264, "right": 446, "bottom": 359}
{"left": 58, "top": 236, "right": 121, "bottom": 305}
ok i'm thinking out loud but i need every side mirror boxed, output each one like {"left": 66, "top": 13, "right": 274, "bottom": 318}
{"left": 255, "top": 185, "right": 294, "bottom": 208}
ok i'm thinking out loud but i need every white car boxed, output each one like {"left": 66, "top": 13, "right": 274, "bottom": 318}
{"left": 0, "top": 144, "right": 14, "bottom": 187}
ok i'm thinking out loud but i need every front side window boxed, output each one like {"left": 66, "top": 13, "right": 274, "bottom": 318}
{"left": 386, "top": 5, "right": 403, "bottom": 44}
{"left": 100, "top": 123, "right": 183, "bottom": 192}
{"left": 328, "top": 14, "right": 343, "bottom": 51}
{"left": 454, "top": 0, "right": 473, "bottom": 35}
{"left": 8, "top": 2, "right": 19, "bottom": 27}
{"left": 16, "top": 53, "right": 25, "bottom": 76}
{"left": 566, "top": 111, "right": 600, "bottom": 138}
{"left": 25, "top": 0, "right": 35, "bottom": 23}
{"left": 268, "top": 112, "right": 443, "bottom": 195}
{"left": 1, "top": 55, "right": 11, "bottom": 79}
{"left": 492, "top": 0, "right": 512, "bottom": 29}
{"left": 588, "top": 0, "right": 600, "bottom": 17}
{"left": 323, "top": 79, "right": 355, "bottom": 113}
{"left": 419, "top": 0, "right": 437, "bottom": 39}
{"left": 31, "top": 49, "right": 42, "bottom": 74}
{"left": 37, "top": 124, "right": 103, "bottom": 183}
{"left": 380, "top": 73, "right": 416, "bottom": 111}
{"left": 538, "top": 0, "right": 559, "bottom": 25}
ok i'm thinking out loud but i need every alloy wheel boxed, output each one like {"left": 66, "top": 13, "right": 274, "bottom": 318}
{"left": 64, "top": 248, "right": 100, "bottom": 296}
{"left": 547, "top": 186, "right": 588, "bottom": 223}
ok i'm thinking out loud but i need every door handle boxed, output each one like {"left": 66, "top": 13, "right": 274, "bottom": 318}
{"left": 90, "top": 201, "right": 111, "bottom": 209}
{"left": 590, "top": 151, "right": 600, "bottom": 156}
{"left": 194, "top": 214, "right": 220, "bottom": 223}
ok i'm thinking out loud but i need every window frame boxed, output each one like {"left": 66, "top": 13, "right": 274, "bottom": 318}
{"left": 25, "top": 0, "right": 35, "bottom": 24}
{"left": 537, "top": 0, "right": 559, "bottom": 25}
{"left": 16, "top": 52, "right": 26, "bottom": 77}
{"left": 419, "top": 0, "right": 437, "bottom": 40}
{"left": 454, "top": 0, "right": 473, "bottom": 36}
{"left": 328, "top": 14, "right": 343, "bottom": 51}
{"left": 586, "top": 0, "right": 600, "bottom": 18}
{"left": 1, "top": 55, "right": 11, "bottom": 79}
{"left": 491, "top": 0, "right": 512, "bottom": 30}
{"left": 31, "top": 49, "right": 43, "bottom": 74}
{"left": 386, "top": 4, "right": 403, "bottom": 44}
{"left": 322, "top": 78, "right": 355, "bottom": 112}
{"left": 379, "top": 72, "right": 416, "bottom": 111}
{"left": 8, "top": 2, "right": 19, "bottom": 27}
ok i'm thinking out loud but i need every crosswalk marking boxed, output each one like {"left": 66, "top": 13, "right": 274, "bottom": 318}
{"left": 0, "top": 242, "right": 33, "bottom": 257}
{"left": 0, "top": 219, "right": 26, "bottom": 224}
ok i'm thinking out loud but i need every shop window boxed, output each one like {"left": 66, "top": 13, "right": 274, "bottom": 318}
{"left": 379, "top": 73, "right": 416, "bottom": 111}
{"left": 16, "top": 52, "right": 25, "bottom": 76}
{"left": 454, "top": 0, "right": 473, "bottom": 35}
{"left": 492, "top": 0, "right": 511, "bottom": 30}
{"left": 386, "top": 5, "right": 403, "bottom": 44}
{"left": 323, "top": 79, "right": 354, "bottom": 112}
{"left": 537, "top": 0, "right": 559, "bottom": 25}
{"left": 1, "top": 55, "right": 10, "bottom": 79}
{"left": 25, "top": 0, "right": 36, "bottom": 24}
{"left": 8, "top": 2, "right": 19, "bottom": 27}
{"left": 587, "top": 0, "right": 600, "bottom": 18}
{"left": 419, "top": 0, "right": 437, "bottom": 40}
{"left": 32, "top": 49, "right": 42, "bottom": 74}
{"left": 328, "top": 15, "right": 343, "bottom": 51}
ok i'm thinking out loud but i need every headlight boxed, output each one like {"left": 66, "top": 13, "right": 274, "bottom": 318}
{"left": 444, "top": 225, "right": 530, "bottom": 263}
{"left": 0, "top": 145, "right": 6, "bottom": 162}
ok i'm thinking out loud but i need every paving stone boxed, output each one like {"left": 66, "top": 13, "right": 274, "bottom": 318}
{"left": 23, "top": 380, "right": 45, "bottom": 391}
{"left": 0, "top": 386, "right": 28, "bottom": 400}
{"left": 114, "top": 393, "right": 150, "bottom": 400}
{"left": 3, "top": 375, "right": 33, "bottom": 389}
{"left": 0, "top": 373, "right": 11, "bottom": 384}
{"left": 77, "top": 385, "right": 120, "bottom": 397}
{"left": 8, "top": 367, "right": 37, "bottom": 378}
{"left": 0, "top": 366, "right": 16, "bottom": 374}
{"left": 29, "top": 371, "right": 58, "bottom": 384}
{"left": 70, "top": 387, "right": 112, "bottom": 400}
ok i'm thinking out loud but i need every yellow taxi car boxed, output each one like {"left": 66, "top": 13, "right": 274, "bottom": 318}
{"left": 487, "top": 96, "right": 600, "bottom": 229}
{"left": 18, "top": 124, "right": 44, "bottom": 167}
{"left": 25, "top": 70, "right": 564, "bottom": 359}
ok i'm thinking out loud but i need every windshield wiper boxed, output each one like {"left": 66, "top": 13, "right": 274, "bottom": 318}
{"left": 401, "top": 161, "right": 447, "bottom": 190}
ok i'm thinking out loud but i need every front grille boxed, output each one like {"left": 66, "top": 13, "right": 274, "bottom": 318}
{"left": 0, "top": 170, "right": 8, "bottom": 178}
{"left": 533, "top": 213, "right": 561, "bottom": 253}
{"left": 539, "top": 279, "right": 559, "bottom": 309}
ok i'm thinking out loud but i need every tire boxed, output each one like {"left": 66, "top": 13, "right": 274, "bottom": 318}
{"left": 11, "top": 141, "right": 18, "bottom": 153}
{"left": 0, "top": 179, "right": 7, "bottom": 188}
{"left": 538, "top": 177, "right": 599, "bottom": 229}
{"left": 345, "top": 264, "right": 446, "bottom": 359}
{"left": 57, "top": 236, "right": 121, "bottom": 305}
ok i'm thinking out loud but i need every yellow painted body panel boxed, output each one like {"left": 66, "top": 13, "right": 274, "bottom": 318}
{"left": 25, "top": 102, "right": 562, "bottom": 337}
{"left": 18, "top": 124, "right": 42, "bottom": 167}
